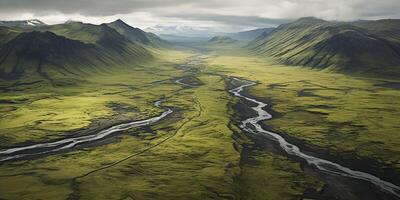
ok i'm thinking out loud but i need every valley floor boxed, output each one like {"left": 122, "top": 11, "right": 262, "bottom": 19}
{"left": 0, "top": 48, "right": 399, "bottom": 200}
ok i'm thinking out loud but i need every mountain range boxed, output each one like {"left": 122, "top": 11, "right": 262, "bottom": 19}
{"left": 1, "top": 17, "right": 400, "bottom": 82}
{"left": 247, "top": 17, "right": 400, "bottom": 76}
{"left": 0, "top": 19, "right": 167, "bottom": 82}
{"left": 208, "top": 36, "right": 238, "bottom": 44}
{"left": 224, "top": 28, "right": 275, "bottom": 41}
{"left": 150, "top": 25, "right": 275, "bottom": 42}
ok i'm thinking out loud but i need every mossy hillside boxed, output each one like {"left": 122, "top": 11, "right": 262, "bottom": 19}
{"left": 205, "top": 54, "right": 400, "bottom": 172}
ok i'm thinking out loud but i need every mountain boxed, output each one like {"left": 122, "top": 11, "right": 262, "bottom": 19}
{"left": 0, "top": 19, "right": 45, "bottom": 27}
{"left": 247, "top": 17, "right": 400, "bottom": 76}
{"left": 38, "top": 22, "right": 151, "bottom": 59}
{"left": 107, "top": 19, "right": 167, "bottom": 47}
{"left": 0, "top": 22, "right": 153, "bottom": 82}
{"left": 208, "top": 36, "right": 238, "bottom": 44}
{"left": 224, "top": 28, "right": 275, "bottom": 41}
{"left": 0, "top": 31, "right": 109, "bottom": 81}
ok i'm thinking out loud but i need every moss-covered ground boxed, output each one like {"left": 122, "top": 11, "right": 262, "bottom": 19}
{"left": 0, "top": 49, "right": 325, "bottom": 199}
{"left": 204, "top": 52, "right": 400, "bottom": 179}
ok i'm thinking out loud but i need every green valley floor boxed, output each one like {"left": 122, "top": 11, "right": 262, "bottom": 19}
{"left": 0, "top": 49, "right": 399, "bottom": 200}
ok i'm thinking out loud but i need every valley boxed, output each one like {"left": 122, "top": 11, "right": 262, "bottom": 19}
{"left": 0, "top": 17, "right": 400, "bottom": 200}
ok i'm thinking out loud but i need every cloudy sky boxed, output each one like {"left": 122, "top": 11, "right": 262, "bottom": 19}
{"left": 0, "top": 0, "right": 400, "bottom": 32}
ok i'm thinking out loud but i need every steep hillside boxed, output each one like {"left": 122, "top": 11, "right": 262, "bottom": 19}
{"left": 352, "top": 19, "right": 400, "bottom": 41}
{"left": 43, "top": 22, "right": 151, "bottom": 58}
{"left": 247, "top": 17, "right": 400, "bottom": 76}
{"left": 0, "top": 26, "right": 20, "bottom": 47}
{"left": 0, "top": 28, "right": 152, "bottom": 82}
{"left": 0, "top": 31, "right": 110, "bottom": 81}
{"left": 107, "top": 19, "right": 168, "bottom": 47}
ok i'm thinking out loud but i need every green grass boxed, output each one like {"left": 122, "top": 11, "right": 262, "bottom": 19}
{"left": 235, "top": 150, "right": 323, "bottom": 200}
{"left": 205, "top": 53, "right": 400, "bottom": 171}
{"left": 0, "top": 50, "right": 187, "bottom": 146}
{"left": 0, "top": 49, "right": 324, "bottom": 199}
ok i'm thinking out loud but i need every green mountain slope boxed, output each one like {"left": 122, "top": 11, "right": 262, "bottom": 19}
{"left": 247, "top": 17, "right": 400, "bottom": 76}
{"left": 352, "top": 19, "right": 400, "bottom": 42}
{"left": 225, "top": 28, "right": 275, "bottom": 41}
{"left": 107, "top": 19, "right": 168, "bottom": 47}
{"left": 43, "top": 22, "right": 152, "bottom": 59}
{"left": 0, "top": 26, "right": 20, "bottom": 47}
{"left": 0, "top": 31, "right": 112, "bottom": 81}
{"left": 0, "top": 22, "right": 154, "bottom": 82}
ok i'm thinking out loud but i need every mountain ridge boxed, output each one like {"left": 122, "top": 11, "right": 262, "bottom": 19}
{"left": 247, "top": 17, "right": 400, "bottom": 76}
{"left": 107, "top": 19, "right": 168, "bottom": 47}
{"left": 0, "top": 21, "right": 154, "bottom": 82}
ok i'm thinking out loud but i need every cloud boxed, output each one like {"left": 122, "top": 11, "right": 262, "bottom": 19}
{"left": 0, "top": 0, "right": 187, "bottom": 16}
{"left": 160, "top": 13, "right": 291, "bottom": 28}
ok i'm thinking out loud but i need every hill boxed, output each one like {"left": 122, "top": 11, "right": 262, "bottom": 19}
{"left": 107, "top": 19, "right": 168, "bottom": 47}
{"left": 225, "top": 28, "right": 275, "bottom": 41}
{"left": 247, "top": 17, "right": 400, "bottom": 76}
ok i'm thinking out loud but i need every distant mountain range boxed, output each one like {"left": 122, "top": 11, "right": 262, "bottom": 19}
{"left": 224, "top": 28, "right": 275, "bottom": 41}
{"left": 0, "top": 19, "right": 167, "bottom": 82}
{"left": 208, "top": 36, "right": 238, "bottom": 44}
{"left": 247, "top": 17, "right": 400, "bottom": 76}
{"left": 0, "top": 19, "right": 45, "bottom": 27}
{"left": 1, "top": 17, "right": 400, "bottom": 81}
{"left": 149, "top": 25, "right": 276, "bottom": 42}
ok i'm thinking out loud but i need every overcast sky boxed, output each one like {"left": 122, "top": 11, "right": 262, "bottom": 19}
{"left": 0, "top": 0, "right": 400, "bottom": 32}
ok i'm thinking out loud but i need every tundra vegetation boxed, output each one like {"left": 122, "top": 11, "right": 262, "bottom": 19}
{"left": 1, "top": 17, "right": 400, "bottom": 200}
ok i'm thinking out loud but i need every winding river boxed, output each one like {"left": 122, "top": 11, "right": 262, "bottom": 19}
{"left": 229, "top": 77, "right": 400, "bottom": 198}
{"left": 1, "top": 65, "right": 399, "bottom": 198}
{"left": 0, "top": 100, "right": 172, "bottom": 162}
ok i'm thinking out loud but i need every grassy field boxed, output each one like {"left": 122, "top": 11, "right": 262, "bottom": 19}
{"left": 0, "top": 50, "right": 185, "bottom": 147}
{"left": 0, "top": 49, "right": 324, "bottom": 199}
{"left": 204, "top": 52, "right": 400, "bottom": 177}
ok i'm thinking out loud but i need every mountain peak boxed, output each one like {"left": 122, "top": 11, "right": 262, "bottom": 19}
{"left": 111, "top": 19, "right": 129, "bottom": 26}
